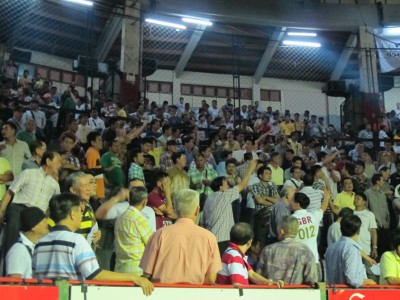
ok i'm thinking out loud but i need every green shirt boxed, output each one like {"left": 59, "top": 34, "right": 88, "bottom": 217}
{"left": 16, "top": 131, "right": 37, "bottom": 147}
{"left": 100, "top": 152, "right": 124, "bottom": 187}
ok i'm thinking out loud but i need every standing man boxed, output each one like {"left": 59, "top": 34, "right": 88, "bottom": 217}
{"left": 365, "top": 174, "right": 391, "bottom": 255}
{"left": 290, "top": 190, "right": 331, "bottom": 278}
{"left": 101, "top": 139, "right": 124, "bottom": 196}
{"left": 0, "top": 151, "right": 61, "bottom": 254}
{"left": 0, "top": 121, "right": 31, "bottom": 179}
{"left": 86, "top": 131, "right": 105, "bottom": 199}
{"left": 114, "top": 187, "right": 153, "bottom": 275}
{"left": 140, "top": 189, "right": 222, "bottom": 284}
{"left": 147, "top": 171, "right": 176, "bottom": 230}
{"left": 325, "top": 215, "right": 377, "bottom": 287}
{"left": 159, "top": 140, "right": 177, "bottom": 171}
{"left": 332, "top": 177, "right": 356, "bottom": 215}
{"left": 250, "top": 166, "right": 280, "bottom": 244}
{"left": 188, "top": 154, "right": 218, "bottom": 200}
{"left": 167, "top": 152, "right": 189, "bottom": 200}
{"left": 202, "top": 160, "right": 257, "bottom": 254}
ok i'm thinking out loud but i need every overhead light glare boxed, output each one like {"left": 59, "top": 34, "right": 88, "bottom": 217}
{"left": 182, "top": 17, "right": 213, "bottom": 26}
{"left": 63, "top": 0, "right": 93, "bottom": 6}
{"left": 382, "top": 27, "right": 400, "bottom": 36}
{"left": 145, "top": 18, "right": 186, "bottom": 30}
{"left": 282, "top": 40, "right": 321, "bottom": 48}
{"left": 287, "top": 32, "right": 317, "bottom": 37}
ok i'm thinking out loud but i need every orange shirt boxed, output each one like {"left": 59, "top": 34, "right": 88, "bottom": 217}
{"left": 140, "top": 218, "right": 222, "bottom": 283}
{"left": 85, "top": 147, "right": 105, "bottom": 198}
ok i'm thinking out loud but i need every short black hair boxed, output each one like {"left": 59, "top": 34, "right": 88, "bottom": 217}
{"left": 340, "top": 215, "right": 362, "bottom": 237}
{"left": 30, "top": 140, "right": 44, "bottom": 155}
{"left": 310, "top": 164, "right": 322, "bottom": 177}
{"left": 40, "top": 151, "right": 59, "bottom": 166}
{"left": 3, "top": 121, "right": 17, "bottom": 133}
{"left": 211, "top": 176, "right": 226, "bottom": 192}
{"left": 230, "top": 222, "right": 254, "bottom": 246}
{"left": 131, "top": 148, "right": 143, "bottom": 162}
{"left": 338, "top": 207, "right": 354, "bottom": 219}
{"left": 293, "top": 192, "right": 310, "bottom": 209}
{"left": 171, "top": 152, "right": 184, "bottom": 164}
{"left": 302, "top": 173, "right": 314, "bottom": 186}
{"left": 257, "top": 166, "right": 271, "bottom": 178}
{"left": 49, "top": 193, "right": 80, "bottom": 223}
{"left": 243, "top": 152, "right": 253, "bottom": 162}
{"left": 87, "top": 131, "right": 101, "bottom": 146}
{"left": 371, "top": 174, "right": 382, "bottom": 185}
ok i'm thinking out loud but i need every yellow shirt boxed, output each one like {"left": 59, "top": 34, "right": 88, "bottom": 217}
{"left": 149, "top": 147, "right": 163, "bottom": 167}
{"left": 279, "top": 122, "right": 295, "bottom": 136}
{"left": 333, "top": 192, "right": 355, "bottom": 210}
{"left": 269, "top": 165, "right": 284, "bottom": 186}
{"left": 380, "top": 251, "right": 400, "bottom": 284}
{"left": 0, "top": 158, "right": 11, "bottom": 200}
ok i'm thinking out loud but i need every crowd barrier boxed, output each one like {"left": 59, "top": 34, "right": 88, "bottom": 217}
{"left": 1, "top": 279, "right": 400, "bottom": 300}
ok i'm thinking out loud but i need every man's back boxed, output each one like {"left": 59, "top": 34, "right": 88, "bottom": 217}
{"left": 325, "top": 236, "right": 366, "bottom": 287}
{"left": 140, "top": 218, "right": 221, "bottom": 284}
{"left": 257, "top": 238, "right": 317, "bottom": 284}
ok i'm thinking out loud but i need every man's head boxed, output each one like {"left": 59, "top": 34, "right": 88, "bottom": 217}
{"left": 342, "top": 177, "right": 354, "bottom": 193}
{"left": 174, "top": 189, "right": 200, "bottom": 219}
{"left": 31, "top": 140, "right": 47, "bottom": 158}
{"left": 109, "top": 139, "right": 120, "bottom": 155}
{"left": 25, "top": 118, "right": 36, "bottom": 133}
{"left": 1, "top": 121, "right": 17, "bottom": 139}
{"left": 87, "top": 131, "right": 102, "bottom": 151}
{"left": 131, "top": 148, "right": 144, "bottom": 166}
{"left": 49, "top": 193, "right": 82, "bottom": 231}
{"left": 225, "top": 158, "right": 237, "bottom": 175}
{"left": 61, "top": 133, "right": 76, "bottom": 152}
{"left": 270, "top": 152, "right": 281, "bottom": 165}
{"left": 338, "top": 207, "right": 354, "bottom": 219}
{"left": 354, "top": 161, "right": 365, "bottom": 175}
{"left": 20, "top": 207, "right": 48, "bottom": 237}
{"left": 129, "top": 186, "right": 148, "bottom": 208}
{"left": 354, "top": 193, "right": 367, "bottom": 210}
{"left": 257, "top": 166, "right": 272, "bottom": 183}
{"left": 230, "top": 222, "right": 254, "bottom": 250}
{"left": 41, "top": 151, "right": 61, "bottom": 174}
{"left": 372, "top": 174, "right": 384, "bottom": 188}
{"left": 194, "top": 154, "right": 205, "bottom": 170}
{"left": 290, "top": 166, "right": 302, "bottom": 181}
{"left": 379, "top": 166, "right": 390, "bottom": 181}
{"left": 280, "top": 186, "right": 296, "bottom": 202}
{"left": 150, "top": 170, "right": 168, "bottom": 191}
{"left": 211, "top": 176, "right": 229, "bottom": 192}
{"left": 171, "top": 152, "right": 186, "bottom": 168}
{"left": 340, "top": 215, "right": 362, "bottom": 237}
{"left": 289, "top": 192, "right": 310, "bottom": 211}
{"left": 278, "top": 215, "right": 299, "bottom": 240}
{"left": 66, "top": 171, "right": 91, "bottom": 202}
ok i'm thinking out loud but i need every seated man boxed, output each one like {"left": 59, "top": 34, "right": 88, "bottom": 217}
{"left": 257, "top": 215, "right": 318, "bottom": 285}
{"left": 140, "top": 189, "right": 222, "bottom": 284}
{"left": 380, "top": 228, "right": 400, "bottom": 284}
{"left": 32, "top": 193, "right": 153, "bottom": 296}
{"left": 6, "top": 207, "right": 49, "bottom": 278}
{"left": 216, "top": 222, "right": 279, "bottom": 286}
{"left": 325, "top": 215, "right": 377, "bottom": 287}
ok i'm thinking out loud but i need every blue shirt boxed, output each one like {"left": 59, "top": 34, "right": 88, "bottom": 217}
{"left": 325, "top": 236, "right": 366, "bottom": 287}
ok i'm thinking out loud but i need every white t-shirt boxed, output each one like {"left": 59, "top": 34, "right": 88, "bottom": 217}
{"left": 106, "top": 202, "right": 157, "bottom": 232}
{"left": 354, "top": 209, "right": 377, "bottom": 255}
{"left": 6, "top": 232, "right": 34, "bottom": 278}
{"left": 293, "top": 209, "right": 323, "bottom": 263}
{"left": 327, "top": 222, "right": 341, "bottom": 246}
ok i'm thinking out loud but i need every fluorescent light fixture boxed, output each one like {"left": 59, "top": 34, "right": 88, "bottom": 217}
{"left": 63, "top": 0, "right": 93, "bottom": 6}
{"left": 145, "top": 18, "right": 186, "bottom": 30}
{"left": 282, "top": 40, "right": 321, "bottom": 47}
{"left": 287, "top": 32, "right": 317, "bottom": 37}
{"left": 383, "top": 27, "right": 400, "bottom": 36}
{"left": 182, "top": 17, "right": 212, "bottom": 26}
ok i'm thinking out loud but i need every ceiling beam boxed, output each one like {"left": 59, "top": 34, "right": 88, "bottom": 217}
{"left": 175, "top": 25, "right": 206, "bottom": 78}
{"left": 27, "top": 24, "right": 96, "bottom": 45}
{"left": 330, "top": 33, "right": 358, "bottom": 81}
{"left": 146, "top": 0, "right": 390, "bottom": 31}
{"left": 94, "top": 8, "right": 123, "bottom": 61}
{"left": 253, "top": 27, "right": 286, "bottom": 84}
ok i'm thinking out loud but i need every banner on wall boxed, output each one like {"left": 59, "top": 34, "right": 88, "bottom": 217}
{"left": 70, "top": 286, "right": 322, "bottom": 300}
{"left": 374, "top": 28, "right": 400, "bottom": 73}
{"left": 328, "top": 289, "right": 400, "bottom": 300}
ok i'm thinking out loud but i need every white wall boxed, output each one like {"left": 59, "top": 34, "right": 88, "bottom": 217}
{"left": 146, "top": 70, "right": 342, "bottom": 129}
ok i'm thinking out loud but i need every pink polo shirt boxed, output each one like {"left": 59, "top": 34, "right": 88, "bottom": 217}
{"left": 140, "top": 218, "right": 222, "bottom": 284}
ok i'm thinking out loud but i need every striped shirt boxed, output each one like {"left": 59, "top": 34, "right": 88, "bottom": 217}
{"left": 299, "top": 186, "right": 324, "bottom": 212}
{"left": 33, "top": 225, "right": 101, "bottom": 280}
{"left": 0, "top": 139, "right": 31, "bottom": 179}
{"left": 76, "top": 203, "right": 96, "bottom": 241}
{"left": 216, "top": 242, "right": 252, "bottom": 285}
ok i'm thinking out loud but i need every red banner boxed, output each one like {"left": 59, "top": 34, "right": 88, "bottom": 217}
{"left": 328, "top": 289, "right": 400, "bottom": 300}
{"left": 0, "top": 285, "right": 58, "bottom": 300}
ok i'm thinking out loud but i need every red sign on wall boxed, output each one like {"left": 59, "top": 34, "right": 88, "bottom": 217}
{"left": 328, "top": 289, "right": 400, "bottom": 300}
{"left": 0, "top": 285, "right": 58, "bottom": 300}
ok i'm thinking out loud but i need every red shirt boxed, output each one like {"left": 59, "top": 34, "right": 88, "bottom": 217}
{"left": 147, "top": 191, "right": 173, "bottom": 229}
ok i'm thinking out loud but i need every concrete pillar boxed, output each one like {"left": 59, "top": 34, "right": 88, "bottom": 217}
{"left": 252, "top": 79, "right": 260, "bottom": 105}
{"left": 358, "top": 26, "right": 379, "bottom": 93}
{"left": 119, "top": 0, "right": 141, "bottom": 102}
{"left": 172, "top": 71, "right": 181, "bottom": 105}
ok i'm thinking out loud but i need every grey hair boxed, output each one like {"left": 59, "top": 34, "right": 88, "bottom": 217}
{"left": 174, "top": 189, "right": 199, "bottom": 218}
{"left": 279, "top": 215, "right": 299, "bottom": 236}
{"left": 129, "top": 186, "right": 148, "bottom": 206}
{"left": 65, "top": 171, "right": 86, "bottom": 191}
{"left": 279, "top": 186, "right": 296, "bottom": 198}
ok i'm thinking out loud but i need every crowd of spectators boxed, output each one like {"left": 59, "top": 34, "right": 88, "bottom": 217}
{"left": 2, "top": 60, "right": 400, "bottom": 293}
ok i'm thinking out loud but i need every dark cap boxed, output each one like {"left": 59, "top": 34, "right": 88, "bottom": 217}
{"left": 20, "top": 207, "right": 47, "bottom": 232}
